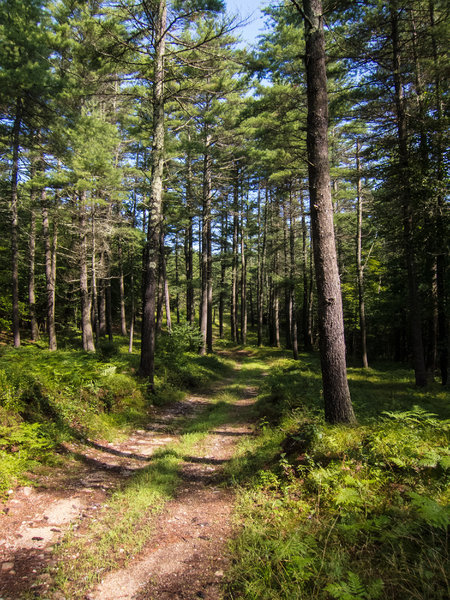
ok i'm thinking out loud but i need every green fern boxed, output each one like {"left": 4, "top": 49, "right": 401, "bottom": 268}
{"left": 408, "top": 492, "right": 450, "bottom": 530}
{"left": 326, "top": 572, "right": 383, "bottom": 599}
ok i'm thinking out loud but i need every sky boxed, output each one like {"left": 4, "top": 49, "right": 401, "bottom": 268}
{"left": 225, "top": 0, "right": 269, "bottom": 47}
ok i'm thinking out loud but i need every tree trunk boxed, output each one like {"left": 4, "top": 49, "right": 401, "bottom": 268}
{"left": 105, "top": 252, "right": 113, "bottom": 342}
{"left": 118, "top": 240, "right": 127, "bottom": 336}
{"left": 356, "top": 140, "right": 368, "bottom": 368}
{"left": 200, "top": 131, "right": 212, "bottom": 354}
{"left": 28, "top": 204, "right": 39, "bottom": 341}
{"left": 300, "top": 191, "right": 313, "bottom": 350}
{"left": 160, "top": 226, "right": 172, "bottom": 332}
{"left": 184, "top": 131, "right": 194, "bottom": 325}
{"left": 283, "top": 203, "right": 292, "bottom": 349}
{"left": 256, "top": 184, "right": 265, "bottom": 346}
{"left": 429, "top": 0, "right": 448, "bottom": 385}
{"left": 174, "top": 231, "right": 180, "bottom": 325}
{"left": 99, "top": 252, "right": 107, "bottom": 337}
{"left": 390, "top": 4, "right": 427, "bottom": 387}
{"left": 10, "top": 100, "right": 22, "bottom": 348}
{"left": 79, "top": 193, "right": 95, "bottom": 352}
{"left": 219, "top": 208, "right": 228, "bottom": 339}
{"left": 240, "top": 202, "right": 247, "bottom": 345}
{"left": 289, "top": 189, "right": 299, "bottom": 360}
{"left": 139, "top": 0, "right": 166, "bottom": 387}
{"left": 231, "top": 170, "right": 239, "bottom": 343}
{"left": 42, "top": 190, "right": 57, "bottom": 351}
{"left": 128, "top": 195, "right": 137, "bottom": 353}
{"left": 91, "top": 216, "right": 100, "bottom": 343}
{"left": 301, "top": 0, "right": 355, "bottom": 423}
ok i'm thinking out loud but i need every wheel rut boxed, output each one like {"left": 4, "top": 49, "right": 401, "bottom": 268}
{"left": 0, "top": 358, "right": 258, "bottom": 600}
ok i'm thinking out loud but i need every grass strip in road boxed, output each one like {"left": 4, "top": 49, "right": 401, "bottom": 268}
{"left": 41, "top": 353, "right": 258, "bottom": 600}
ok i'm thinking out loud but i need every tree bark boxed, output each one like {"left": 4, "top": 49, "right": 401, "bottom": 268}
{"left": 28, "top": 204, "right": 39, "bottom": 341}
{"left": 240, "top": 201, "right": 247, "bottom": 345}
{"left": 219, "top": 208, "right": 228, "bottom": 338}
{"left": 289, "top": 188, "right": 299, "bottom": 360}
{"left": 390, "top": 4, "right": 427, "bottom": 387}
{"left": 79, "top": 193, "right": 95, "bottom": 352}
{"left": 11, "top": 100, "right": 22, "bottom": 348}
{"left": 231, "top": 169, "right": 239, "bottom": 343}
{"left": 118, "top": 240, "right": 127, "bottom": 336}
{"left": 184, "top": 131, "right": 194, "bottom": 325}
{"left": 301, "top": 0, "right": 355, "bottom": 423}
{"left": 256, "top": 184, "right": 265, "bottom": 346}
{"left": 160, "top": 226, "right": 172, "bottom": 332}
{"left": 42, "top": 190, "right": 57, "bottom": 351}
{"left": 200, "top": 131, "right": 212, "bottom": 354}
{"left": 429, "top": 0, "right": 448, "bottom": 385}
{"left": 140, "top": 0, "right": 166, "bottom": 386}
{"left": 356, "top": 140, "right": 368, "bottom": 368}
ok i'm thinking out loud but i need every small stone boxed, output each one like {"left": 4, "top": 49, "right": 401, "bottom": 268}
{"left": 215, "top": 570, "right": 224, "bottom": 578}
{"left": 22, "top": 486, "right": 34, "bottom": 496}
{"left": 1, "top": 562, "right": 14, "bottom": 571}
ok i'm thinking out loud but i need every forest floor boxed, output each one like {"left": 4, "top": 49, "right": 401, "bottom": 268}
{"left": 0, "top": 350, "right": 259, "bottom": 600}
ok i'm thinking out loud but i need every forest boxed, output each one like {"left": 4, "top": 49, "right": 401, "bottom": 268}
{"left": 0, "top": 1, "right": 449, "bottom": 599}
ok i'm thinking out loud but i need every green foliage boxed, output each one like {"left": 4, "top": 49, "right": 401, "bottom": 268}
{"left": 326, "top": 572, "right": 383, "bottom": 600}
{"left": 228, "top": 351, "right": 450, "bottom": 600}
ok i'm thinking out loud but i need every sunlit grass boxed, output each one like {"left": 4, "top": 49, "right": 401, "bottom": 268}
{"left": 227, "top": 348, "right": 450, "bottom": 600}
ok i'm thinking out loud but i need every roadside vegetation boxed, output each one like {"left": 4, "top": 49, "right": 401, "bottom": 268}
{"left": 227, "top": 350, "right": 450, "bottom": 600}
{"left": 1, "top": 338, "right": 448, "bottom": 599}
{"left": 0, "top": 325, "right": 231, "bottom": 498}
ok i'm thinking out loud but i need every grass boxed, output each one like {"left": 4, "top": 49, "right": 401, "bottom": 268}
{"left": 2, "top": 333, "right": 448, "bottom": 599}
{"left": 226, "top": 350, "right": 450, "bottom": 600}
{"left": 0, "top": 329, "right": 233, "bottom": 498}
{"left": 45, "top": 355, "right": 254, "bottom": 599}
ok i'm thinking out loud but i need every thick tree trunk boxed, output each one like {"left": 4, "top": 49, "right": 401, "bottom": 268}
{"left": 140, "top": 0, "right": 166, "bottom": 386}
{"left": 301, "top": 0, "right": 355, "bottom": 423}
{"left": 356, "top": 140, "right": 368, "bottom": 368}
{"left": 42, "top": 191, "right": 57, "bottom": 351}
{"left": 79, "top": 193, "right": 95, "bottom": 352}
{"left": 391, "top": 4, "right": 427, "bottom": 387}
{"left": 11, "top": 101, "right": 22, "bottom": 348}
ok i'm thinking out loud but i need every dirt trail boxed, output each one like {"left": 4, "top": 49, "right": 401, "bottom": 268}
{"left": 0, "top": 356, "right": 257, "bottom": 600}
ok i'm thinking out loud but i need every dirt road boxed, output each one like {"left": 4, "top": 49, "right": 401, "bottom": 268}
{"left": 0, "top": 353, "right": 258, "bottom": 600}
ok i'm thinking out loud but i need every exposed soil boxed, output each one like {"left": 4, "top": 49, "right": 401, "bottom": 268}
{"left": 0, "top": 357, "right": 257, "bottom": 600}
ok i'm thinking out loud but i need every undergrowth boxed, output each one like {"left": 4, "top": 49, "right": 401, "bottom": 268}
{"left": 0, "top": 327, "right": 231, "bottom": 497}
{"left": 227, "top": 354, "right": 450, "bottom": 600}
{"left": 46, "top": 366, "right": 246, "bottom": 600}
